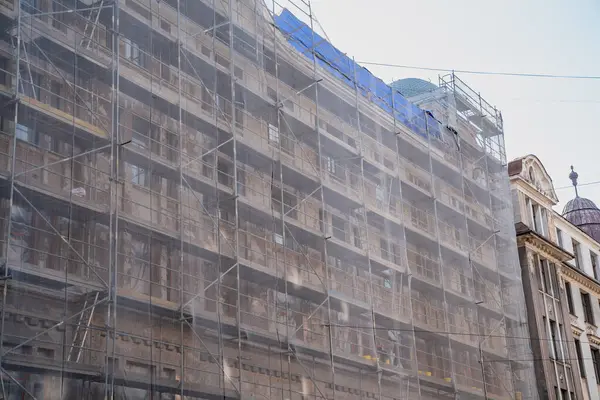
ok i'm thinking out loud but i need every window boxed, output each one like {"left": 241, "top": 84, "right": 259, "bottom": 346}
{"left": 267, "top": 87, "right": 277, "bottom": 102}
{"left": 236, "top": 168, "right": 245, "bottom": 196}
{"left": 325, "top": 155, "right": 336, "bottom": 174}
{"left": 542, "top": 316, "right": 552, "bottom": 356}
{"left": 556, "top": 228, "right": 563, "bottom": 247}
{"left": 160, "top": 19, "right": 171, "bottom": 33}
{"left": 21, "top": 0, "right": 38, "bottom": 13}
{"left": 234, "top": 101, "right": 245, "bottom": 129}
{"left": 556, "top": 387, "right": 570, "bottom": 400}
{"left": 532, "top": 203, "right": 547, "bottom": 236}
{"left": 592, "top": 251, "right": 599, "bottom": 281}
{"left": 526, "top": 197, "right": 547, "bottom": 236}
{"left": 573, "top": 239, "right": 581, "bottom": 269}
{"left": 200, "top": 45, "right": 211, "bottom": 58}
{"left": 581, "top": 291, "right": 594, "bottom": 325}
{"left": 376, "top": 185, "right": 385, "bottom": 204}
{"left": 268, "top": 123, "right": 279, "bottom": 143}
{"left": 167, "top": 179, "right": 178, "bottom": 199}
{"left": 273, "top": 233, "right": 284, "bottom": 246}
{"left": 549, "top": 320, "right": 560, "bottom": 360}
{"left": 217, "top": 159, "right": 232, "bottom": 186}
{"left": 528, "top": 167, "right": 535, "bottom": 183}
{"left": 539, "top": 258, "right": 554, "bottom": 296}
{"left": 234, "top": 66, "right": 243, "bottom": 80}
{"left": 49, "top": 80, "right": 62, "bottom": 109}
{"left": 565, "top": 282, "right": 575, "bottom": 314}
{"left": 592, "top": 347, "right": 600, "bottom": 384}
{"left": 379, "top": 237, "right": 389, "bottom": 260}
{"left": 575, "top": 339, "right": 585, "bottom": 378}
{"left": 531, "top": 202, "right": 540, "bottom": 232}
{"left": 123, "top": 37, "right": 145, "bottom": 68}
{"left": 130, "top": 164, "right": 148, "bottom": 187}
{"left": 51, "top": 1, "right": 67, "bottom": 32}
{"left": 15, "top": 124, "right": 35, "bottom": 143}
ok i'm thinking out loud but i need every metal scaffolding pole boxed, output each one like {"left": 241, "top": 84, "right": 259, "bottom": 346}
{"left": 0, "top": 3, "right": 23, "bottom": 397}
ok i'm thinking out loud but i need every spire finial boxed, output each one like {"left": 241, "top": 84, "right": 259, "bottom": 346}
{"left": 569, "top": 165, "right": 579, "bottom": 197}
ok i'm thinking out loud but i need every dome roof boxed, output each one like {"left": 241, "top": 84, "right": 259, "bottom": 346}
{"left": 563, "top": 197, "right": 600, "bottom": 243}
{"left": 562, "top": 166, "right": 600, "bottom": 242}
{"left": 390, "top": 78, "right": 438, "bottom": 98}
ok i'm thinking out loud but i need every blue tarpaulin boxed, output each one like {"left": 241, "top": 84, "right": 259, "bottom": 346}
{"left": 273, "top": 8, "right": 440, "bottom": 139}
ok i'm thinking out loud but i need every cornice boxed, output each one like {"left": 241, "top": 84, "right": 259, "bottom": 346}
{"left": 586, "top": 325, "right": 600, "bottom": 346}
{"left": 560, "top": 264, "right": 600, "bottom": 297}
{"left": 512, "top": 179, "right": 557, "bottom": 207}
{"left": 517, "top": 232, "right": 573, "bottom": 263}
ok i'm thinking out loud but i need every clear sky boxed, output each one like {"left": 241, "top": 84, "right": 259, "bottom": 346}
{"left": 277, "top": 0, "right": 600, "bottom": 211}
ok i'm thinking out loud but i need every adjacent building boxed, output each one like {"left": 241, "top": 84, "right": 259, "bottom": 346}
{"left": 556, "top": 169, "right": 600, "bottom": 400}
{"left": 509, "top": 155, "right": 582, "bottom": 400}
{"left": 0, "top": 0, "right": 539, "bottom": 398}
{"left": 510, "top": 156, "right": 600, "bottom": 400}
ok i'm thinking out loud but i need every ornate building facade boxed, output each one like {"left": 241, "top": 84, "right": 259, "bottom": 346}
{"left": 509, "top": 155, "right": 583, "bottom": 400}
{"left": 554, "top": 168, "right": 600, "bottom": 400}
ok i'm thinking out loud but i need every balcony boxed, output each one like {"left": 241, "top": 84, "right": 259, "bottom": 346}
{"left": 438, "top": 221, "right": 469, "bottom": 253}
{"left": 407, "top": 247, "right": 440, "bottom": 285}
{"left": 403, "top": 202, "right": 436, "bottom": 238}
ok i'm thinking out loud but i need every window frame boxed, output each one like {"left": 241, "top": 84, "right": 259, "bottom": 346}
{"left": 592, "top": 251, "right": 599, "bottom": 281}
{"left": 538, "top": 258, "right": 554, "bottom": 296}
{"left": 549, "top": 319, "right": 560, "bottom": 360}
{"left": 268, "top": 123, "right": 279, "bottom": 143}
{"left": 592, "top": 347, "right": 600, "bottom": 384}
{"left": 130, "top": 164, "right": 148, "bottom": 187}
{"left": 581, "top": 291, "right": 595, "bottom": 325}
{"left": 572, "top": 239, "right": 581, "bottom": 269}
{"left": 565, "top": 281, "right": 575, "bottom": 315}
{"left": 556, "top": 227, "right": 563, "bottom": 247}
{"left": 575, "top": 338, "right": 585, "bottom": 378}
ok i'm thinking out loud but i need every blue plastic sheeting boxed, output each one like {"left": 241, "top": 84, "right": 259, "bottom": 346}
{"left": 274, "top": 8, "right": 440, "bottom": 139}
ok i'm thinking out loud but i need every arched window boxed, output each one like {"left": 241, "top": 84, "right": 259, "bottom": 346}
{"left": 528, "top": 167, "right": 536, "bottom": 184}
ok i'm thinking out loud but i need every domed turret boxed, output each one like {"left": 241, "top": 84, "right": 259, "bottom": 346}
{"left": 562, "top": 166, "right": 600, "bottom": 242}
{"left": 390, "top": 78, "right": 438, "bottom": 98}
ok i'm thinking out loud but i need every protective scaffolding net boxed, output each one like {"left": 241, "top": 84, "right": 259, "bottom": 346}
{"left": 0, "top": 0, "right": 539, "bottom": 398}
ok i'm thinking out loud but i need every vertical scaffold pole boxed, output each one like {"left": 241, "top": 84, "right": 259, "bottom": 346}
{"left": 390, "top": 91, "right": 421, "bottom": 399}
{"left": 306, "top": 2, "right": 337, "bottom": 398}
{"left": 105, "top": 0, "right": 120, "bottom": 397}
{"left": 0, "top": 0, "right": 22, "bottom": 395}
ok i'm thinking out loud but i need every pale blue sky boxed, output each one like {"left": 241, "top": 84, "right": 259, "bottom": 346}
{"left": 280, "top": 0, "right": 600, "bottom": 210}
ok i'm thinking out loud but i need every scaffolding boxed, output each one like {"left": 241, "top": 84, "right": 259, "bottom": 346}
{"left": 0, "top": 0, "right": 539, "bottom": 398}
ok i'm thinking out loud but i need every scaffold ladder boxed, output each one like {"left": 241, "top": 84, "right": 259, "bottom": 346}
{"left": 80, "top": 0, "right": 105, "bottom": 50}
{"left": 67, "top": 291, "right": 100, "bottom": 363}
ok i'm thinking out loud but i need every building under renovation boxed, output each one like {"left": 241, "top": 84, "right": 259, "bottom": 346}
{"left": 0, "top": 0, "right": 539, "bottom": 398}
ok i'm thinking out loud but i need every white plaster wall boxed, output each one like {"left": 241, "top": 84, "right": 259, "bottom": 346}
{"left": 577, "top": 333, "right": 599, "bottom": 400}
{"left": 561, "top": 277, "right": 600, "bottom": 399}
{"left": 555, "top": 218, "right": 597, "bottom": 280}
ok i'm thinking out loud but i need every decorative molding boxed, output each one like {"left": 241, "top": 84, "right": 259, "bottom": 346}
{"left": 101, "top": 331, "right": 386, "bottom": 399}
{"left": 560, "top": 265, "right": 600, "bottom": 297}
{"left": 4, "top": 309, "right": 64, "bottom": 331}
{"left": 512, "top": 156, "right": 559, "bottom": 204}
{"left": 585, "top": 324, "right": 597, "bottom": 336}
{"left": 588, "top": 330, "right": 600, "bottom": 346}
{"left": 518, "top": 234, "right": 572, "bottom": 264}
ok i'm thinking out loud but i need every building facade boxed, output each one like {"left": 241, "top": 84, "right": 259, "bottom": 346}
{"left": 509, "top": 155, "right": 582, "bottom": 400}
{"left": 554, "top": 169, "right": 600, "bottom": 400}
{"left": 0, "top": 0, "right": 539, "bottom": 398}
